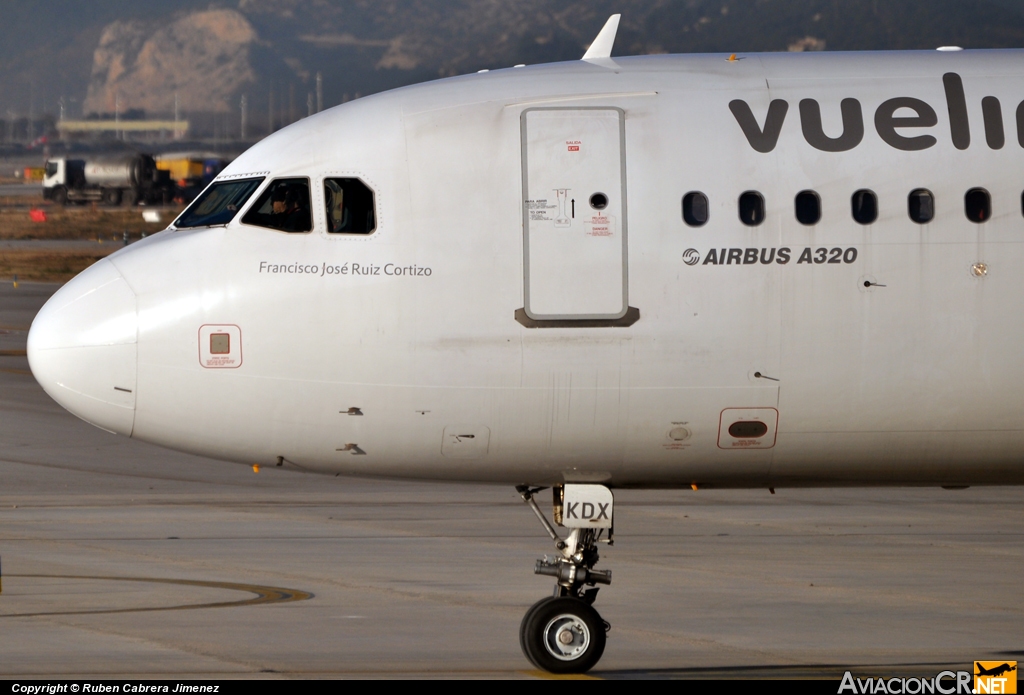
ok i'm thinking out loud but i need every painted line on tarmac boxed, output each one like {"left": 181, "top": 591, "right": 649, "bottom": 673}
{"left": 525, "top": 670, "right": 601, "bottom": 680}
{"left": 0, "top": 574, "right": 313, "bottom": 618}
{"left": 0, "top": 350, "right": 27, "bottom": 356}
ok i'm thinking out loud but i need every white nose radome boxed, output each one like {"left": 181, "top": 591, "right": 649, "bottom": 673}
{"left": 28, "top": 259, "right": 138, "bottom": 436}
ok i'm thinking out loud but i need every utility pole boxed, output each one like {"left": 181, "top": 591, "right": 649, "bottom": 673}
{"left": 280, "top": 84, "right": 286, "bottom": 129}
{"left": 57, "top": 97, "right": 65, "bottom": 144}
{"left": 173, "top": 92, "right": 181, "bottom": 141}
{"left": 307, "top": 92, "right": 314, "bottom": 118}
{"left": 240, "top": 94, "right": 247, "bottom": 140}
{"left": 28, "top": 81, "right": 35, "bottom": 142}
{"left": 268, "top": 88, "right": 275, "bottom": 134}
{"left": 316, "top": 72, "right": 323, "bottom": 113}
{"left": 115, "top": 92, "right": 121, "bottom": 140}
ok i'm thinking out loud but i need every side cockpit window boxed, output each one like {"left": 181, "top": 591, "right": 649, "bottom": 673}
{"left": 174, "top": 177, "right": 264, "bottom": 229}
{"left": 325, "top": 178, "right": 376, "bottom": 234}
{"left": 241, "top": 178, "right": 312, "bottom": 233}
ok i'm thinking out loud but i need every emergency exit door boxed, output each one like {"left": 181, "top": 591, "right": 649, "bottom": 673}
{"left": 521, "top": 108, "right": 629, "bottom": 322}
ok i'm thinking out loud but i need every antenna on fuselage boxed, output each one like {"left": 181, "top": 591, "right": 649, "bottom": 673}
{"left": 582, "top": 14, "right": 621, "bottom": 61}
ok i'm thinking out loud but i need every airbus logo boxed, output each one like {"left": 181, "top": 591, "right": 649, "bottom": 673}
{"left": 682, "top": 247, "right": 859, "bottom": 266}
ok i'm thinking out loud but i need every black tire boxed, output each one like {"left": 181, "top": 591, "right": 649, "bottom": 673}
{"left": 519, "top": 597, "right": 558, "bottom": 659}
{"left": 52, "top": 186, "right": 68, "bottom": 206}
{"left": 103, "top": 188, "right": 122, "bottom": 206}
{"left": 520, "top": 597, "right": 606, "bottom": 674}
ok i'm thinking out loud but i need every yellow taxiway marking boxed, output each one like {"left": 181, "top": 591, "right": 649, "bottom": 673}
{"left": 0, "top": 350, "right": 27, "bottom": 357}
{"left": 524, "top": 670, "right": 601, "bottom": 680}
{"left": 0, "top": 574, "right": 313, "bottom": 618}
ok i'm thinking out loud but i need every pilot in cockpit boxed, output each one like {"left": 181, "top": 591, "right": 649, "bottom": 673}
{"left": 281, "top": 187, "right": 311, "bottom": 231}
{"left": 270, "top": 188, "right": 288, "bottom": 216}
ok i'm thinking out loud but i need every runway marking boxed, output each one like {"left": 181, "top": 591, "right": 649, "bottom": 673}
{"left": 595, "top": 661, "right": 972, "bottom": 679}
{"left": 0, "top": 574, "right": 313, "bottom": 618}
{"left": 526, "top": 670, "right": 601, "bottom": 680}
{"left": 0, "top": 350, "right": 27, "bottom": 356}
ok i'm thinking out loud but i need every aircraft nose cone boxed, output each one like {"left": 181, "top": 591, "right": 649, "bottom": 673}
{"left": 28, "top": 259, "right": 138, "bottom": 436}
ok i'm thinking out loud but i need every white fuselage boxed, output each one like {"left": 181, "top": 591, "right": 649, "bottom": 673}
{"left": 27, "top": 51, "right": 1024, "bottom": 488}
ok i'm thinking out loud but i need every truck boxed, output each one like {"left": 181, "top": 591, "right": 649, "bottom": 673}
{"left": 155, "top": 152, "right": 230, "bottom": 203}
{"left": 42, "top": 153, "right": 174, "bottom": 206}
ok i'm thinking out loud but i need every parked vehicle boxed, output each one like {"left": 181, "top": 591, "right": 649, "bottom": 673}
{"left": 42, "top": 154, "right": 174, "bottom": 206}
{"left": 156, "top": 152, "right": 230, "bottom": 203}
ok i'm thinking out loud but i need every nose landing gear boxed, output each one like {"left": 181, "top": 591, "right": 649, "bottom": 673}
{"left": 516, "top": 484, "right": 614, "bottom": 673}
{"left": 520, "top": 596, "right": 606, "bottom": 672}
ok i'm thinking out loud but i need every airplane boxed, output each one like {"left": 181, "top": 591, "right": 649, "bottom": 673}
{"left": 25, "top": 14, "right": 1024, "bottom": 673}
{"left": 976, "top": 664, "right": 1017, "bottom": 678}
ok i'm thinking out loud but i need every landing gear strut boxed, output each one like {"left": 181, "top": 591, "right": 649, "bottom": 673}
{"left": 517, "top": 484, "right": 614, "bottom": 673}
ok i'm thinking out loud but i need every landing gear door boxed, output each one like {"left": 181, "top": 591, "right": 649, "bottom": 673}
{"left": 522, "top": 108, "right": 627, "bottom": 321}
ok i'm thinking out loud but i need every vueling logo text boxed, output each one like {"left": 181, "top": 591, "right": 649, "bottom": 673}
{"left": 731, "top": 73, "right": 1011, "bottom": 153}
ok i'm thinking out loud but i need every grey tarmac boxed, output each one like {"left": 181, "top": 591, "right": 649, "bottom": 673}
{"left": 0, "top": 183, "right": 43, "bottom": 197}
{"left": 0, "top": 282, "right": 1021, "bottom": 679}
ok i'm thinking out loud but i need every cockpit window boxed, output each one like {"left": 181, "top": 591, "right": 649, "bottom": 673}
{"left": 241, "top": 178, "right": 312, "bottom": 233}
{"left": 325, "top": 178, "right": 376, "bottom": 234}
{"left": 174, "top": 178, "right": 264, "bottom": 228}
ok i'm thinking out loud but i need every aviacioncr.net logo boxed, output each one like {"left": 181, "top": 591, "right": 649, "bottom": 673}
{"left": 682, "top": 248, "right": 701, "bottom": 265}
{"left": 839, "top": 670, "right": 972, "bottom": 694}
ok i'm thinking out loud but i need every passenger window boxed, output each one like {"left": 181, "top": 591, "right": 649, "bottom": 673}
{"left": 241, "top": 178, "right": 312, "bottom": 233}
{"left": 682, "top": 191, "right": 709, "bottom": 227}
{"left": 738, "top": 191, "right": 765, "bottom": 226}
{"left": 908, "top": 189, "right": 934, "bottom": 224}
{"left": 965, "top": 188, "right": 991, "bottom": 223}
{"left": 795, "top": 190, "right": 821, "bottom": 225}
{"left": 325, "top": 178, "right": 376, "bottom": 234}
{"left": 851, "top": 189, "right": 878, "bottom": 225}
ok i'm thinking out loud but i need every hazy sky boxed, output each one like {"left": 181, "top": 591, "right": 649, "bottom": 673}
{"left": 2, "top": 0, "right": 1023, "bottom": 122}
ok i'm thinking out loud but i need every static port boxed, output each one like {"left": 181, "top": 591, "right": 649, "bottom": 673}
{"left": 728, "top": 421, "right": 768, "bottom": 438}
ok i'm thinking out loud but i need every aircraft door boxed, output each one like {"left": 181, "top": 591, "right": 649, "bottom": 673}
{"left": 521, "top": 108, "right": 628, "bottom": 322}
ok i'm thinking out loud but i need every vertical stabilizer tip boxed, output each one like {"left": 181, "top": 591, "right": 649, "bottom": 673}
{"left": 582, "top": 14, "right": 621, "bottom": 60}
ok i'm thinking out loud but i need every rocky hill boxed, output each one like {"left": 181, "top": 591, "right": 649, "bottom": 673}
{"left": 85, "top": 9, "right": 258, "bottom": 115}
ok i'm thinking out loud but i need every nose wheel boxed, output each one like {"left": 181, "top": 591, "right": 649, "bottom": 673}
{"left": 520, "top": 596, "right": 607, "bottom": 673}
{"left": 517, "top": 485, "right": 614, "bottom": 674}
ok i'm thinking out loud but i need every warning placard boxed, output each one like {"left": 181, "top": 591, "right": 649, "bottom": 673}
{"left": 198, "top": 324, "right": 242, "bottom": 369}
